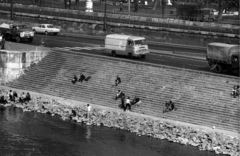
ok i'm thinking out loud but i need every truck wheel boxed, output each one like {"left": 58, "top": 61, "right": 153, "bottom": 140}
{"left": 214, "top": 64, "right": 223, "bottom": 73}
{"left": 141, "top": 55, "right": 146, "bottom": 59}
{"left": 128, "top": 53, "right": 133, "bottom": 59}
{"left": 16, "top": 36, "right": 21, "bottom": 43}
{"left": 111, "top": 51, "right": 116, "bottom": 57}
{"left": 33, "top": 29, "right": 36, "bottom": 34}
{"left": 45, "top": 31, "right": 48, "bottom": 35}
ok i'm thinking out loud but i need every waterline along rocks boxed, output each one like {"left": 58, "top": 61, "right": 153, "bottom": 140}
{"left": 0, "top": 89, "right": 239, "bottom": 156}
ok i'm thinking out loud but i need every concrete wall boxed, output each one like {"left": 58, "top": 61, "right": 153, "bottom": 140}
{"left": 0, "top": 49, "right": 49, "bottom": 83}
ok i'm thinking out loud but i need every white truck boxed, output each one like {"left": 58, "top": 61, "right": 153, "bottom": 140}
{"left": 104, "top": 34, "right": 149, "bottom": 58}
{"left": 206, "top": 43, "right": 239, "bottom": 74}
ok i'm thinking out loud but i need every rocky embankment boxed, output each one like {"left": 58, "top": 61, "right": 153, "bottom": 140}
{"left": 0, "top": 90, "right": 239, "bottom": 156}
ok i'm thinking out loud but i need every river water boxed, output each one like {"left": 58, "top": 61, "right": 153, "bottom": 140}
{"left": 0, "top": 107, "right": 226, "bottom": 156}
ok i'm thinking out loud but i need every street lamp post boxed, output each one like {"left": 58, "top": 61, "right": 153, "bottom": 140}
{"left": 103, "top": 0, "right": 107, "bottom": 31}
{"left": 128, "top": 0, "right": 130, "bottom": 15}
{"left": 10, "top": 0, "right": 13, "bottom": 20}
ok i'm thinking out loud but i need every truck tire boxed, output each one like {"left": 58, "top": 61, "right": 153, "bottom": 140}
{"left": 111, "top": 51, "right": 116, "bottom": 57}
{"left": 214, "top": 64, "right": 223, "bottom": 73}
{"left": 45, "top": 31, "right": 48, "bottom": 35}
{"left": 33, "top": 29, "right": 36, "bottom": 34}
{"left": 16, "top": 36, "right": 21, "bottom": 43}
{"left": 128, "top": 52, "right": 133, "bottom": 59}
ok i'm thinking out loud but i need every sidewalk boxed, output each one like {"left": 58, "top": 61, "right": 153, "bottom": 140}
{"left": 1, "top": 42, "right": 49, "bottom": 52}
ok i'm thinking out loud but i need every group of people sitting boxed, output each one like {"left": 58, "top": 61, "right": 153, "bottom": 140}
{"left": 71, "top": 73, "right": 87, "bottom": 84}
{"left": 0, "top": 90, "right": 31, "bottom": 105}
{"left": 163, "top": 100, "right": 177, "bottom": 113}
{"left": 231, "top": 85, "right": 239, "bottom": 98}
{"left": 115, "top": 90, "right": 142, "bottom": 112}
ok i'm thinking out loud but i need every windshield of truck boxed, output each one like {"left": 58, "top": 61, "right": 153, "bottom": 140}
{"left": 134, "top": 40, "right": 145, "bottom": 46}
{"left": 47, "top": 25, "right": 54, "bottom": 28}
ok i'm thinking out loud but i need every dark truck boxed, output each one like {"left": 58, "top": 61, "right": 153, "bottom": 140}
{"left": 206, "top": 43, "right": 239, "bottom": 75}
{"left": 0, "top": 24, "right": 34, "bottom": 43}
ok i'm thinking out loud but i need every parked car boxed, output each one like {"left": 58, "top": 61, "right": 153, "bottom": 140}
{"left": 0, "top": 23, "right": 34, "bottom": 43}
{"left": 32, "top": 24, "right": 60, "bottom": 35}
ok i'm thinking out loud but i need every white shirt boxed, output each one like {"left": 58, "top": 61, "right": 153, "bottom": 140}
{"left": 87, "top": 105, "right": 91, "bottom": 112}
{"left": 126, "top": 99, "right": 130, "bottom": 104}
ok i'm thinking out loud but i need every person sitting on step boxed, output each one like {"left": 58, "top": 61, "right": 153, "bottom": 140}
{"left": 231, "top": 85, "right": 239, "bottom": 98}
{"left": 79, "top": 73, "right": 86, "bottom": 83}
{"left": 19, "top": 92, "right": 26, "bottom": 104}
{"left": 131, "top": 96, "right": 142, "bottom": 107}
{"left": 11, "top": 91, "right": 18, "bottom": 103}
{"left": 236, "top": 85, "right": 240, "bottom": 97}
{"left": 69, "top": 109, "right": 77, "bottom": 120}
{"left": 113, "top": 75, "right": 121, "bottom": 87}
{"left": 163, "top": 100, "right": 176, "bottom": 113}
{"left": 0, "top": 95, "right": 8, "bottom": 104}
{"left": 71, "top": 74, "right": 78, "bottom": 84}
{"left": 8, "top": 90, "right": 14, "bottom": 102}
{"left": 25, "top": 92, "right": 31, "bottom": 102}
{"left": 169, "top": 101, "right": 177, "bottom": 111}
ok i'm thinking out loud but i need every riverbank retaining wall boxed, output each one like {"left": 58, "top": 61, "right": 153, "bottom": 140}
{"left": 0, "top": 87, "right": 239, "bottom": 156}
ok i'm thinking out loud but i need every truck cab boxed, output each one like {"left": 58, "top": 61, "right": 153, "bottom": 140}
{"left": 0, "top": 23, "right": 34, "bottom": 43}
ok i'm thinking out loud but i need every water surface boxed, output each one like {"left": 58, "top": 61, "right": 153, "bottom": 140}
{"left": 0, "top": 107, "right": 226, "bottom": 156}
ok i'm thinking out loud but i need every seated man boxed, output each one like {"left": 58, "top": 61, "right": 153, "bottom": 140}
{"left": 69, "top": 109, "right": 77, "bottom": 120}
{"left": 79, "top": 73, "right": 86, "bottom": 83}
{"left": 236, "top": 85, "right": 240, "bottom": 97}
{"left": 231, "top": 86, "right": 237, "bottom": 98}
{"left": 8, "top": 90, "right": 14, "bottom": 102}
{"left": 131, "top": 96, "right": 142, "bottom": 106}
{"left": 25, "top": 92, "right": 31, "bottom": 102}
{"left": 169, "top": 101, "right": 177, "bottom": 111}
{"left": 115, "top": 90, "right": 123, "bottom": 100}
{"left": 163, "top": 101, "right": 170, "bottom": 113}
{"left": 71, "top": 74, "right": 78, "bottom": 84}
{"left": 0, "top": 95, "right": 8, "bottom": 104}
{"left": 19, "top": 92, "right": 26, "bottom": 103}
{"left": 11, "top": 91, "right": 18, "bottom": 103}
{"left": 115, "top": 75, "right": 121, "bottom": 86}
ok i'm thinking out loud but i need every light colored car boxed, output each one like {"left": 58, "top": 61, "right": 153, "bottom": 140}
{"left": 32, "top": 24, "right": 60, "bottom": 35}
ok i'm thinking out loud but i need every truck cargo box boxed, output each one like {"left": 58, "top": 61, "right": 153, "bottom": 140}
{"left": 207, "top": 43, "right": 240, "bottom": 64}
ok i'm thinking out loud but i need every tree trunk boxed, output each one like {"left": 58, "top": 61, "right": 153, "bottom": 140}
{"left": 217, "top": 0, "right": 224, "bottom": 21}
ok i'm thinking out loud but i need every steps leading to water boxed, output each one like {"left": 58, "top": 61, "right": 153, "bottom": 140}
{"left": 6, "top": 50, "right": 240, "bottom": 133}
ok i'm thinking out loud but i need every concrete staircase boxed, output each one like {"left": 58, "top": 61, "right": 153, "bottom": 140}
{"left": 6, "top": 50, "right": 240, "bottom": 133}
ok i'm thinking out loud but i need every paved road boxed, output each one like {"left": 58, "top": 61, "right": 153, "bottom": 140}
{"left": 18, "top": 33, "right": 237, "bottom": 76}
{"left": 31, "top": 33, "right": 206, "bottom": 54}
